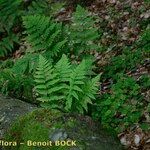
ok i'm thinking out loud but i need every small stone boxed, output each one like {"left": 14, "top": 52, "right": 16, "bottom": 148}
{"left": 49, "top": 129, "right": 68, "bottom": 142}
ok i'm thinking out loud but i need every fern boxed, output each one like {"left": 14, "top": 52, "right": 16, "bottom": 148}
{"left": 139, "top": 26, "right": 150, "bottom": 53}
{"left": 0, "top": 34, "right": 19, "bottom": 57}
{"left": 79, "top": 75, "right": 100, "bottom": 112}
{"left": 67, "top": 5, "right": 99, "bottom": 54}
{"left": 34, "top": 55, "right": 65, "bottom": 108}
{"left": 0, "top": 0, "right": 21, "bottom": 57}
{"left": 65, "top": 61, "right": 100, "bottom": 112}
{"left": 0, "top": 68, "right": 33, "bottom": 99}
{"left": 0, "top": 0, "right": 22, "bottom": 32}
{"left": 65, "top": 60, "right": 86, "bottom": 111}
{"left": 27, "top": 0, "right": 50, "bottom": 15}
{"left": 54, "top": 54, "right": 72, "bottom": 82}
{"left": 27, "top": 0, "right": 66, "bottom": 17}
{"left": 23, "top": 14, "right": 67, "bottom": 56}
{"left": 34, "top": 55, "right": 100, "bottom": 113}
{"left": 12, "top": 53, "right": 39, "bottom": 75}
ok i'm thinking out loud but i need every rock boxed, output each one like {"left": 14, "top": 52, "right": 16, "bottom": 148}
{"left": 0, "top": 94, "right": 37, "bottom": 139}
{"left": 3, "top": 108, "right": 123, "bottom": 150}
{"left": 50, "top": 129, "right": 68, "bottom": 141}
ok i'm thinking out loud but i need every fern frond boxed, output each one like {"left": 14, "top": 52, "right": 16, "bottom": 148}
{"left": 140, "top": 27, "right": 150, "bottom": 53}
{"left": 27, "top": 0, "right": 50, "bottom": 15}
{"left": 34, "top": 55, "right": 65, "bottom": 106}
{"left": 0, "top": 34, "right": 19, "bottom": 57}
{"left": 0, "top": 68, "right": 33, "bottom": 99}
{"left": 80, "top": 75, "right": 100, "bottom": 111}
{"left": 67, "top": 5, "right": 99, "bottom": 54}
{"left": 0, "top": 0, "right": 22, "bottom": 32}
{"left": 27, "top": 0, "right": 66, "bottom": 17}
{"left": 34, "top": 55, "right": 99, "bottom": 113}
{"left": 23, "top": 14, "right": 67, "bottom": 56}
{"left": 65, "top": 60, "right": 86, "bottom": 111}
{"left": 12, "top": 53, "right": 39, "bottom": 74}
{"left": 34, "top": 55, "right": 53, "bottom": 98}
{"left": 54, "top": 54, "right": 72, "bottom": 82}
{"left": 0, "top": 69, "right": 16, "bottom": 94}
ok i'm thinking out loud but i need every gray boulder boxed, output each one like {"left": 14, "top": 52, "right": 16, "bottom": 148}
{"left": 0, "top": 94, "right": 37, "bottom": 139}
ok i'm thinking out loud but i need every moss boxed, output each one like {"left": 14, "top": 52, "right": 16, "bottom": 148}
{"left": 66, "top": 118, "right": 77, "bottom": 128}
{"left": 4, "top": 108, "right": 122, "bottom": 150}
{"left": 4, "top": 109, "right": 67, "bottom": 150}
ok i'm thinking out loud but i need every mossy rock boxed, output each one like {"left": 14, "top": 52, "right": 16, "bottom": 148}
{"left": 0, "top": 95, "right": 36, "bottom": 139}
{"left": 3, "top": 109, "right": 123, "bottom": 150}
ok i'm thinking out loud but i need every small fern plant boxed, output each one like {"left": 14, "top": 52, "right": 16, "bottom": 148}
{"left": 0, "top": 0, "right": 22, "bottom": 32}
{"left": 93, "top": 74, "right": 142, "bottom": 132}
{"left": 27, "top": 0, "right": 50, "bottom": 15}
{"left": 138, "top": 26, "right": 150, "bottom": 53}
{"left": 23, "top": 14, "right": 67, "bottom": 57}
{"left": 0, "top": 0, "right": 21, "bottom": 57}
{"left": 0, "top": 34, "right": 19, "bottom": 57}
{"left": 34, "top": 54, "right": 100, "bottom": 113}
{"left": 67, "top": 5, "right": 99, "bottom": 55}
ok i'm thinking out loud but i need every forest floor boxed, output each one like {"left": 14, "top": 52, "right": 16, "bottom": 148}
{"left": 56, "top": 0, "right": 150, "bottom": 149}
{"left": 0, "top": 0, "right": 149, "bottom": 149}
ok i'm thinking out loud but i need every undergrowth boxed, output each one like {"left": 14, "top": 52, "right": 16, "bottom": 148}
{"left": 0, "top": 0, "right": 149, "bottom": 135}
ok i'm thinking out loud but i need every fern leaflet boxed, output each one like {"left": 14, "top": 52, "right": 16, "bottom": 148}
{"left": 23, "top": 15, "right": 67, "bottom": 56}
{"left": 0, "top": 34, "right": 19, "bottom": 57}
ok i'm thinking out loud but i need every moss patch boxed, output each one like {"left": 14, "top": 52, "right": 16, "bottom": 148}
{"left": 4, "top": 108, "right": 122, "bottom": 150}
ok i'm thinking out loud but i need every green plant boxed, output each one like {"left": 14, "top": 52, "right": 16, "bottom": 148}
{"left": 137, "top": 26, "right": 150, "bottom": 53}
{"left": 27, "top": 0, "right": 51, "bottom": 15}
{"left": 34, "top": 54, "right": 100, "bottom": 113}
{"left": 50, "top": 2, "right": 66, "bottom": 16}
{"left": 23, "top": 14, "right": 67, "bottom": 57}
{"left": 4, "top": 110, "right": 51, "bottom": 150}
{"left": 27, "top": 0, "right": 66, "bottom": 17}
{"left": 104, "top": 47, "right": 143, "bottom": 79}
{"left": 66, "top": 5, "right": 99, "bottom": 55}
{"left": 12, "top": 53, "right": 39, "bottom": 75}
{"left": 0, "top": 0, "right": 22, "bottom": 57}
{"left": 103, "top": 26, "right": 149, "bottom": 80}
{"left": 138, "top": 75, "right": 150, "bottom": 89}
{"left": 144, "top": 0, "right": 150, "bottom": 4}
{"left": 0, "top": 0, "right": 22, "bottom": 32}
{"left": 0, "top": 53, "right": 39, "bottom": 100}
{"left": 0, "top": 34, "right": 19, "bottom": 57}
{"left": 93, "top": 74, "right": 143, "bottom": 132}
{"left": 0, "top": 68, "right": 34, "bottom": 100}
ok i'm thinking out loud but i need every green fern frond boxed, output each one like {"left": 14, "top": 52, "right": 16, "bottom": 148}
{"left": 51, "top": 39, "right": 68, "bottom": 56}
{"left": 0, "top": 69, "right": 16, "bottom": 94}
{"left": 0, "top": 68, "right": 33, "bottom": 98}
{"left": 34, "top": 55, "right": 99, "bottom": 113}
{"left": 27, "top": 0, "right": 50, "bottom": 15}
{"left": 34, "top": 55, "right": 53, "bottom": 98}
{"left": 67, "top": 5, "right": 99, "bottom": 54}
{"left": 50, "top": 2, "right": 66, "bottom": 16}
{"left": 140, "top": 27, "right": 150, "bottom": 53}
{"left": 34, "top": 55, "right": 65, "bottom": 106}
{"left": 12, "top": 53, "right": 39, "bottom": 74}
{"left": 65, "top": 60, "right": 86, "bottom": 111}
{"left": 0, "top": 34, "right": 19, "bottom": 57}
{"left": 54, "top": 54, "right": 72, "bottom": 82}
{"left": 27, "top": 0, "right": 66, "bottom": 17}
{"left": 80, "top": 75, "right": 100, "bottom": 111}
{"left": 23, "top": 14, "right": 67, "bottom": 56}
{"left": 0, "top": 0, "right": 22, "bottom": 32}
